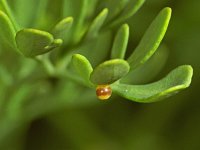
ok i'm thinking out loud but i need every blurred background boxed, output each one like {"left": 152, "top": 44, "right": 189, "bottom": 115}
{"left": 1, "top": 0, "right": 200, "bottom": 150}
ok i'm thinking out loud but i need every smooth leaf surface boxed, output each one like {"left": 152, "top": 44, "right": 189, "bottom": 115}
{"left": 15, "top": 28, "right": 62, "bottom": 57}
{"left": 67, "top": 0, "right": 89, "bottom": 44}
{"left": 72, "top": 54, "right": 93, "bottom": 87}
{"left": 90, "top": 59, "right": 130, "bottom": 84}
{"left": 76, "top": 31, "right": 112, "bottom": 67}
{"left": 122, "top": 45, "right": 169, "bottom": 84}
{"left": 112, "top": 65, "right": 193, "bottom": 103}
{"left": 11, "top": 0, "right": 42, "bottom": 27}
{"left": 111, "top": 24, "right": 129, "bottom": 59}
{"left": 0, "top": 11, "right": 16, "bottom": 49}
{"left": 127, "top": 7, "right": 171, "bottom": 70}
{"left": 0, "top": 0, "right": 19, "bottom": 30}
{"left": 109, "top": 0, "right": 145, "bottom": 27}
{"left": 85, "top": 8, "right": 108, "bottom": 39}
{"left": 100, "top": 0, "right": 128, "bottom": 22}
{"left": 52, "top": 17, "right": 73, "bottom": 39}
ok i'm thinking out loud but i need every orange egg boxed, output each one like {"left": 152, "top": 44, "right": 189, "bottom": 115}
{"left": 96, "top": 85, "right": 112, "bottom": 100}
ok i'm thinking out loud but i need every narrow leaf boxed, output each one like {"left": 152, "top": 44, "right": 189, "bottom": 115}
{"left": 12, "top": 0, "right": 42, "bottom": 27}
{"left": 127, "top": 7, "right": 171, "bottom": 70}
{"left": 0, "top": 0, "right": 20, "bottom": 30}
{"left": 71, "top": 0, "right": 89, "bottom": 44}
{"left": 72, "top": 54, "right": 93, "bottom": 87}
{"left": 52, "top": 17, "right": 73, "bottom": 39}
{"left": 111, "top": 24, "right": 129, "bottom": 59}
{"left": 90, "top": 59, "right": 130, "bottom": 85}
{"left": 0, "top": 11, "right": 16, "bottom": 49}
{"left": 15, "top": 28, "right": 62, "bottom": 57}
{"left": 85, "top": 8, "right": 108, "bottom": 39}
{"left": 109, "top": 0, "right": 145, "bottom": 27}
{"left": 112, "top": 65, "right": 193, "bottom": 103}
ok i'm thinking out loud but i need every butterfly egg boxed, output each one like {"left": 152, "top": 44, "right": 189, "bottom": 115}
{"left": 96, "top": 85, "right": 112, "bottom": 100}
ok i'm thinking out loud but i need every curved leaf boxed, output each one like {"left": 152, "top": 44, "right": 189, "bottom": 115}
{"left": 112, "top": 65, "right": 193, "bottom": 103}
{"left": 52, "top": 17, "right": 73, "bottom": 39}
{"left": 85, "top": 8, "right": 108, "bottom": 39}
{"left": 122, "top": 45, "right": 169, "bottom": 84}
{"left": 90, "top": 59, "right": 130, "bottom": 85}
{"left": 109, "top": 0, "right": 145, "bottom": 27}
{"left": 65, "top": 0, "right": 89, "bottom": 44}
{"left": 111, "top": 24, "right": 129, "bottom": 59}
{"left": 72, "top": 54, "right": 93, "bottom": 87}
{"left": 0, "top": 0, "right": 20, "bottom": 30}
{"left": 0, "top": 11, "right": 16, "bottom": 49}
{"left": 15, "top": 28, "right": 62, "bottom": 57}
{"left": 127, "top": 7, "right": 171, "bottom": 70}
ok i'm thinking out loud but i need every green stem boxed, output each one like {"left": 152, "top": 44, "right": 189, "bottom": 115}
{"left": 35, "top": 55, "right": 55, "bottom": 76}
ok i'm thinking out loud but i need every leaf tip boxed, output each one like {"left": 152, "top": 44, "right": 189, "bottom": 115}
{"left": 162, "top": 7, "right": 172, "bottom": 17}
{"left": 102, "top": 8, "right": 109, "bottom": 14}
{"left": 122, "top": 23, "right": 129, "bottom": 31}
{"left": 182, "top": 65, "right": 193, "bottom": 87}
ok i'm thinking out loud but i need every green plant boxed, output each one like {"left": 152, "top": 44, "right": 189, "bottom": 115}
{"left": 0, "top": 0, "right": 193, "bottom": 149}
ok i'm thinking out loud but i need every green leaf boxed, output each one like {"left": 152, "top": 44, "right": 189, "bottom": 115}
{"left": 111, "top": 24, "right": 129, "bottom": 59}
{"left": 66, "top": 0, "right": 89, "bottom": 44}
{"left": 127, "top": 7, "right": 171, "bottom": 70}
{"left": 122, "top": 45, "right": 169, "bottom": 84}
{"left": 15, "top": 28, "right": 62, "bottom": 57}
{"left": 85, "top": 8, "right": 108, "bottom": 39}
{"left": 0, "top": 11, "right": 16, "bottom": 49}
{"left": 90, "top": 59, "right": 130, "bottom": 85}
{"left": 76, "top": 31, "right": 112, "bottom": 67}
{"left": 12, "top": 0, "right": 43, "bottom": 27}
{"left": 100, "top": 0, "right": 128, "bottom": 22}
{"left": 52, "top": 17, "right": 73, "bottom": 39}
{"left": 109, "top": 0, "right": 145, "bottom": 27}
{"left": 72, "top": 54, "right": 93, "bottom": 87}
{"left": 0, "top": 0, "right": 20, "bottom": 30}
{"left": 112, "top": 65, "right": 193, "bottom": 103}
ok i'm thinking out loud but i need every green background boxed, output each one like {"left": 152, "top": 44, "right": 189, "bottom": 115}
{"left": 0, "top": 0, "right": 200, "bottom": 149}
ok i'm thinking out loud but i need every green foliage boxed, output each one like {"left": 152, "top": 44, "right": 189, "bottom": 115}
{"left": 127, "top": 7, "right": 171, "bottom": 70}
{"left": 90, "top": 59, "right": 130, "bottom": 84}
{"left": 112, "top": 65, "right": 193, "bottom": 103}
{"left": 85, "top": 8, "right": 108, "bottom": 39}
{"left": 72, "top": 54, "right": 93, "bottom": 87}
{"left": 52, "top": 17, "right": 73, "bottom": 39}
{"left": 0, "top": 0, "right": 195, "bottom": 149}
{"left": 111, "top": 24, "right": 129, "bottom": 59}
{"left": 15, "top": 28, "right": 62, "bottom": 57}
{"left": 0, "top": 10, "right": 16, "bottom": 49}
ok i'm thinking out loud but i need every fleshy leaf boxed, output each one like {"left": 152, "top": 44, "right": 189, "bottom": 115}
{"left": 109, "top": 0, "right": 145, "bottom": 27}
{"left": 122, "top": 45, "right": 169, "bottom": 84}
{"left": 52, "top": 17, "right": 73, "bottom": 39}
{"left": 68, "top": 0, "right": 89, "bottom": 44}
{"left": 111, "top": 24, "right": 129, "bottom": 59}
{"left": 0, "top": 0, "right": 20, "bottom": 30}
{"left": 72, "top": 54, "right": 93, "bottom": 87}
{"left": 112, "top": 65, "right": 193, "bottom": 103}
{"left": 0, "top": 11, "right": 16, "bottom": 49}
{"left": 76, "top": 31, "right": 112, "bottom": 67}
{"left": 90, "top": 59, "right": 130, "bottom": 85}
{"left": 100, "top": 0, "right": 128, "bottom": 22}
{"left": 15, "top": 28, "right": 62, "bottom": 57}
{"left": 127, "top": 7, "right": 171, "bottom": 70}
{"left": 85, "top": 8, "right": 108, "bottom": 39}
{"left": 12, "top": 0, "right": 43, "bottom": 27}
